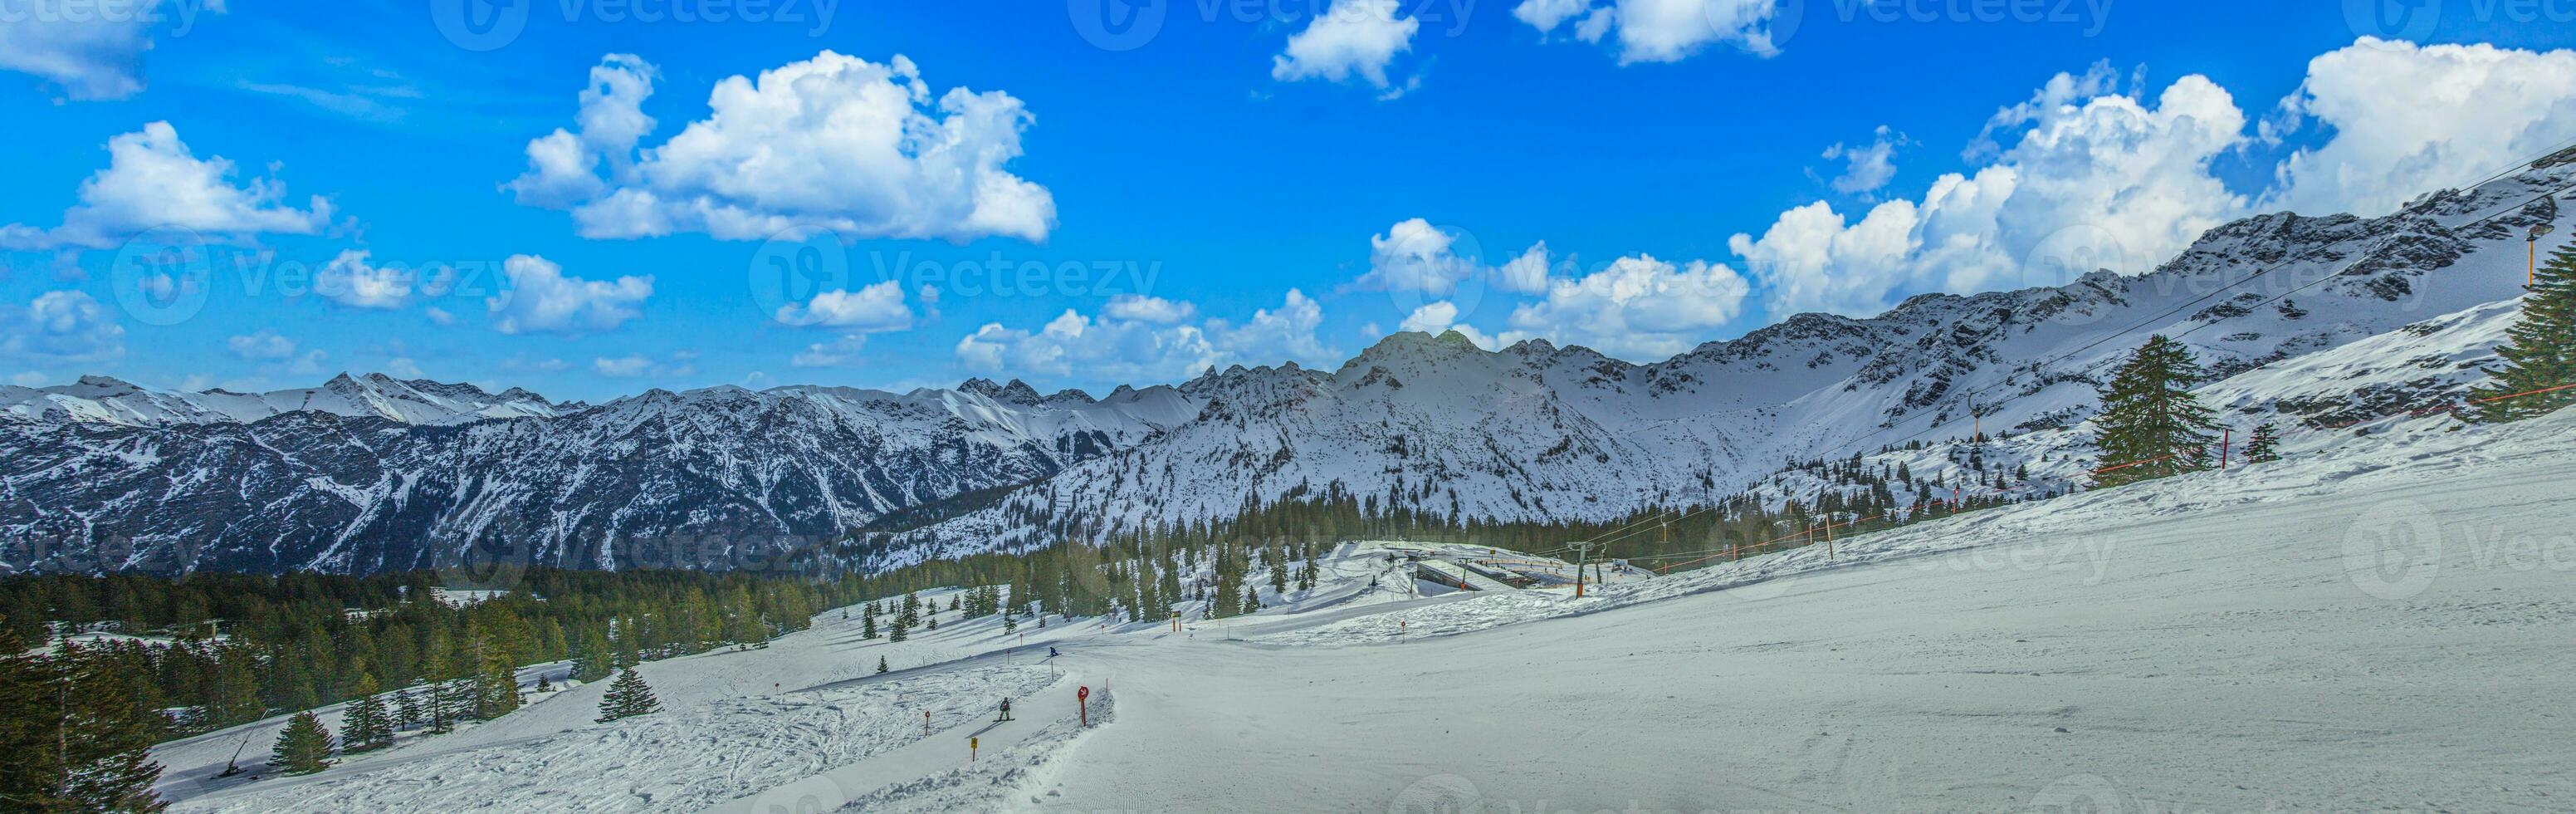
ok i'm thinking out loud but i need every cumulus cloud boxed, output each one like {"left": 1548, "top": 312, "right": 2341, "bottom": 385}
{"left": 1514, "top": 0, "right": 1784, "bottom": 64}
{"left": 2, "top": 290, "right": 125, "bottom": 364}
{"left": 1396, "top": 301, "right": 1496, "bottom": 348}
{"left": 0, "top": 0, "right": 222, "bottom": 101}
{"left": 226, "top": 329, "right": 295, "bottom": 360}
{"left": 593, "top": 355, "right": 653, "bottom": 377}
{"left": 1354, "top": 218, "right": 1553, "bottom": 297}
{"left": 1729, "top": 65, "right": 2247, "bottom": 317}
{"left": 1821, "top": 126, "right": 1908, "bottom": 196}
{"left": 1273, "top": 0, "right": 1420, "bottom": 92}
{"left": 775, "top": 280, "right": 912, "bottom": 331}
{"left": 486, "top": 255, "right": 652, "bottom": 336}
{"left": 1102, "top": 294, "right": 1197, "bottom": 324}
{"left": 0, "top": 121, "right": 330, "bottom": 250}
{"left": 791, "top": 334, "right": 872, "bottom": 368}
{"left": 2262, "top": 38, "right": 2576, "bottom": 218}
{"left": 510, "top": 51, "right": 1055, "bottom": 244}
{"left": 1503, "top": 254, "right": 1750, "bottom": 359}
{"left": 956, "top": 290, "right": 1332, "bottom": 385}
{"left": 311, "top": 250, "right": 427, "bottom": 309}
{"left": 1357, "top": 218, "right": 1479, "bottom": 295}
{"left": 1494, "top": 242, "right": 1553, "bottom": 295}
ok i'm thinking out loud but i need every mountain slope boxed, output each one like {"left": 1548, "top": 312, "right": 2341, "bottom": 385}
{"left": 3, "top": 160, "right": 2569, "bottom": 576}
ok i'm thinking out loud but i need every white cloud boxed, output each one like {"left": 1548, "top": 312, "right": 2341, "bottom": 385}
{"left": 593, "top": 355, "right": 653, "bottom": 377}
{"left": 425, "top": 306, "right": 457, "bottom": 326}
{"left": 226, "top": 330, "right": 295, "bottom": 360}
{"left": 1273, "top": 0, "right": 1420, "bottom": 91}
{"left": 1, "top": 290, "right": 125, "bottom": 364}
{"left": 504, "top": 54, "right": 655, "bottom": 207}
{"left": 1396, "top": 301, "right": 1496, "bottom": 349}
{"left": 513, "top": 51, "right": 1055, "bottom": 244}
{"left": 775, "top": 280, "right": 912, "bottom": 331}
{"left": 791, "top": 334, "right": 872, "bottom": 368}
{"left": 956, "top": 290, "right": 1332, "bottom": 385}
{"left": 2263, "top": 38, "right": 2576, "bottom": 218}
{"left": 1821, "top": 125, "right": 1908, "bottom": 195}
{"left": 1357, "top": 218, "right": 1479, "bottom": 295}
{"left": 957, "top": 310, "right": 1220, "bottom": 384}
{"left": 1730, "top": 66, "right": 2248, "bottom": 317}
{"left": 1495, "top": 241, "right": 1553, "bottom": 294}
{"left": 0, "top": 121, "right": 330, "bottom": 250}
{"left": 486, "top": 255, "right": 653, "bottom": 336}
{"left": 0, "top": 0, "right": 222, "bottom": 101}
{"left": 1514, "top": 0, "right": 1783, "bottom": 64}
{"left": 1503, "top": 254, "right": 1749, "bottom": 359}
{"left": 1210, "top": 289, "right": 1333, "bottom": 364}
{"left": 312, "top": 250, "right": 423, "bottom": 309}
{"left": 384, "top": 357, "right": 426, "bottom": 379}
{"left": 1102, "top": 294, "right": 1196, "bottom": 324}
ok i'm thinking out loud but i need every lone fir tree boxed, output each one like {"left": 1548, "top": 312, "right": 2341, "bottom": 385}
{"left": 876, "top": 655, "right": 889, "bottom": 674}
{"left": 270, "top": 711, "right": 335, "bottom": 776}
{"left": 595, "top": 667, "right": 662, "bottom": 723}
{"left": 2091, "top": 335, "right": 2223, "bottom": 488}
{"left": 2241, "top": 422, "right": 2284, "bottom": 464}
{"left": 2469, "top": 242, "right": 2576, "bottom": 422}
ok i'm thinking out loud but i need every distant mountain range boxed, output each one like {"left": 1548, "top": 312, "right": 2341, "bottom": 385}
{"left": 3, "top": 160, "right": 2566, "bottom": 576}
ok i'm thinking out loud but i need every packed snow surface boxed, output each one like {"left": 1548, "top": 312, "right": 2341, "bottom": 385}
{"left": 151, "top": 411, "right": 2575, "bottom": 812}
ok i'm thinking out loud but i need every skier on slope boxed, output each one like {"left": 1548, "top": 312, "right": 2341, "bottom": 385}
{"left": 997, "top": 697, "right": 1014, "bottom": 722}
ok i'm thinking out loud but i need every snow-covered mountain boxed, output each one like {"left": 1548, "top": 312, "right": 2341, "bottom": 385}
{"left": 4, "top": 159, "right": 2569, "bottom": 576}
{"left": 0, "top": 379, "right": 1195, "bottom": 574}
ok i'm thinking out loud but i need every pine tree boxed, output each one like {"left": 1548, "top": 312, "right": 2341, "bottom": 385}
{"left": 394, "top": 690, "right": 423, "bottom": 732}
{"left": 270, "top": 712, "right": 335, "bottom": 776}
{"left": 861, "top": 613, "right": 877, "bottom": 640}
{"left": 342, "top": 674, "right": 392, "bottom": 753}
{"left": 594, "top": 668, "right": 660, "bottom": 723}
{"left": 2241, "top": 422, "right": 2284, "bottom": 464}
{"left": 875, "top": 656, "right": 889, "bottom": 674}
{"left": 2469, "top": 243, "right": 2576, "bottom": 422}
{"left": 888, "top": 618, "right": 908, "bottom": 643}
{"left": 2091, "top": 335, "right": 2223, "bottom": 488}
{"left": 472, "top": 635, "right": 521, "bottom": 720}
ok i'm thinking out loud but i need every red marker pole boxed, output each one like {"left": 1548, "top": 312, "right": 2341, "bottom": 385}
{"left": 1078, "top": 685, "right": 1090, "bottom": 727}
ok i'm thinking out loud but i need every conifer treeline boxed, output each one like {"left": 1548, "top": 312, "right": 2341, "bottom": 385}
{"left": 0, "top": 567, "right": 860, "bottom": 746}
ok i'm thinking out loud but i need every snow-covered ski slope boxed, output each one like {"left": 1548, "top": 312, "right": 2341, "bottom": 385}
{"left": 156, "top": 410, "right": 2576, "bottom": 812}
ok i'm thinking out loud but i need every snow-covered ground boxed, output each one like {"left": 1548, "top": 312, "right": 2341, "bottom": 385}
{"left": 154, "top": 410, "right": 2576, "bottom": 812}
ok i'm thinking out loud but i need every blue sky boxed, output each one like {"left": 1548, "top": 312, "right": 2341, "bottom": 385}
{"left": 4, "top": 0, "right": 2574, "bottom": 401}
